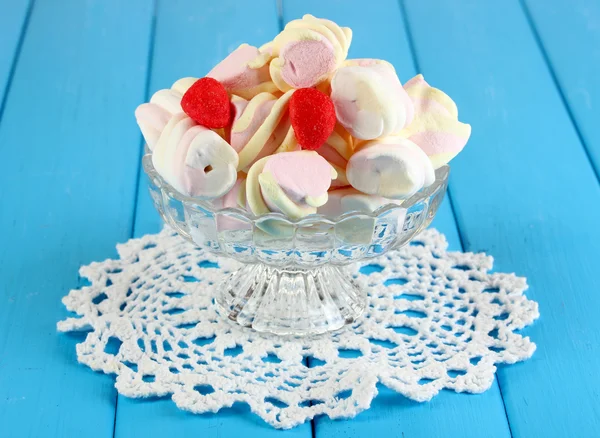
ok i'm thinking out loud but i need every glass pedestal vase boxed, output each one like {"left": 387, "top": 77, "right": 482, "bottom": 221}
{"left": 215, "top": 264, "right": 366, "bottom": 336}
{"left": 143, "top": 153, "right": 449, "bottom": 337}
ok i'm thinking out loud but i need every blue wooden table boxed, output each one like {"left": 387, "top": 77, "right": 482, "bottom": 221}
{"left": 1, "top": 0, "right": 599, "bottom": 436}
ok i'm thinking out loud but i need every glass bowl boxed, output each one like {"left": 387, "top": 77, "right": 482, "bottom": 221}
{"left": 142, "top": 153, "right": 449, "bottom": 336}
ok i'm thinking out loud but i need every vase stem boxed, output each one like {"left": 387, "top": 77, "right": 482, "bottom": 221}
{"left": 215, "top": 264, "right": 366, "bottom": 336}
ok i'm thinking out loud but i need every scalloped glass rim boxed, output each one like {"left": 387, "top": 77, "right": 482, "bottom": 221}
{"left": 142, "top": 150, "right": 450, "bottom": 335}
{"left": 141, "top": 152, "right": 450, "bottom": 223}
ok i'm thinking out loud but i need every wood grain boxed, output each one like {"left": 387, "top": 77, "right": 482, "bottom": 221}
{"left": 1, "top": 0, "right": 599, "bottom": 435}
{"left": 115, "top": 1, "right": 310, "bottom": 436}
{"left": 279, "top": 1, "right": 512, "bottom": 437}
{"left": 522, "top": 0, "right": 600, "bottom": 176}
{"left": 404, "top": 0, "right": 600, "bottom": 436}
{"left": 0, "top": 0, "right": 31, "bottom": 112}
{"left": 0, "top": 0, "right": 154, "bottom": 436}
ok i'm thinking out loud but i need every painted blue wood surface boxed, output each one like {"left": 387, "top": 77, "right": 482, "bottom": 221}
{"left": 0, "top": 0, "right": 31, "bottom": 113}
{"left": 117, "top": 1, "right": 310, "bottom": 437}
{"left": 0, "top": 0, "right": 599, "bottom": 436}
{"left": 403, "top": 0, "right": 600, "bottom": 436}
{"left": 281, "top": 1, "right": 512, "bottom": 437}
{"left": 0, "top": 0, "right": 153, "bottom": 436}
{"left": 522, "top": 0, "right": 600, "bottom": 176}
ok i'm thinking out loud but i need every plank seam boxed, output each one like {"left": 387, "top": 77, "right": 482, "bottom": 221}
{"left": 277, "top": 0, "right": 285, "bottom": 35}
{"left": 112, "top": 394, "right": 119, "bottom": 438}
{"left": 0, "top": 0, "right": 35, "bottom": 128}
{"left": 518, "top": 0, "right": 600, "bottom": 185}
{"left": 114, "top": 1, "right": 158, "bottom": 437}
{"left": 494, "top": 370, "right": 514, "bottom": 438}
{"left": 397, "top": 0, "right": 421, "bottom": 73}
{"left": 397, "top": 1, "right": 515, "bottom": 437}
{"left": 444, "top": 190, "right": 467, "bottom": 251}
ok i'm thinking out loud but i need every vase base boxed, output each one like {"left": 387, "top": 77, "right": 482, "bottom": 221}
{"left": 214, "top": 264, "right": 366, "bottom": 336}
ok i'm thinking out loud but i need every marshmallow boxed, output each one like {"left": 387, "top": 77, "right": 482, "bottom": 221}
{"left": 331, "top": 60, "right": 413, "bottom": 140}
{"left": 171, "top": 77, "right": 197, "bottom": 95}
{"left": 270, "top": 123, "right": 352, "bottom": 188}
{"left": 233, "top": 90, "right": 295, "bottom": 171}
{"left": 133, "top": 18, "right": 470, "bottom": 223}
{"left": 347, "top": 136, "right": 435, "bottom": 199}
{"left": 135, "top": 103, "right": 171, "bottom": 151}
{"left": 273, "top": 125, "right": 301, "bottom": 154}
{"left": 400, "top": 74, "right": 471, "bottom": 168}
{"left": 212, "top": 174, "right": 247, "bottom": 210}
{"left": 318, "top": 187, "right": 403, "bottom": 217}
{"left": 211, "top": 175, "right": 250, "bottom": 231}
{"left": 207, "top": 44, "right": 278, "bottom": 100}
{"left": 135, "top": 81, "right": 186, "bottom": 150}
{"left": 152, "top": 113, "right": 239, "bottom": 199}
{"left": 246, "top": 151, "right": 336, "bottom": 219}
{"left": 135, "top": 77, "right": 203, "bottom": 150}
{"left": 318, "top": 145, "right": 348, "bottom": 188}
{"left": 316, "top": 124, "right": 353, "bottom": 188}
{"left": 251, "top": 15, "right": 352, "bottom": 91}
{"left": 231, "top": 94, "right": 276, "bottom": 151}
{"left": 267, "top": 122, "right": 352, "bottom": 188}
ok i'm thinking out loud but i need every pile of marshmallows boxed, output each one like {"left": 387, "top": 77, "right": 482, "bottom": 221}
{"left": 135, "top": 15, "right": 471, "bottom": 220}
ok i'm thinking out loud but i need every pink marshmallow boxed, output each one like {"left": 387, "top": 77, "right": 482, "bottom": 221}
{"left": 231, "top": 97, "right": 249, "bottom": 123}
{"left": 346, "top": 59, "right": 414, "bottom": 125}
{"left": 253, "top": 117, "right": 291, "bottom": 163}
{"left": 408, "top": 131, "right": 466, "bottom": 157}
{"left": 316, "top": 143, "right": 349, "bottom": 189}
{"left": 135, "top": 103, "right": 171, "bottom": 150}
{"left": 401, "top": 74, "right": 471, "bottom": 168}
{"left": 220, "top": 177, "right": 245, "bottom": 209}
{"left": 213, "top": 177, "right": 250, "bottom": 231}
{"left": 331, "top": 61, "right": 414, "bottom": 140}
{"left": 171, "top": 125, "right": 209, "bottom": 195}
{"left": 261, "top": 151, "right": 334, "bottom": 209}
{"left": 230, "top": 99, "right": 275, "bottom": 152}
{"left": 207, "top": 44, "right": 270, "bottom": 92}
{"left": 317, "top": 143, "right": 347, "bottom": 169}
{"left": 278, "top": 39, "right": 337, "bottom": 89}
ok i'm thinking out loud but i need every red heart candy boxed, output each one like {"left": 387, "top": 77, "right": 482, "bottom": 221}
{"left": 289, "top": 88, "right": 336, "bottom": 151}
{"left": 181, "top": 77, "right": 231, "bottom": 128}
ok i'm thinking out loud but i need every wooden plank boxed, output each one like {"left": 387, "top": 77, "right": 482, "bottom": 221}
{"left": 0, "top": 0, "right": 31, "bottom": 111}
{"left": 403, "top": 0, "right": 600, "bottom": 436}
{"left": 522, "top": 0, "right": 600, "bottom": 175}
{"left": 116, "top": 1, "right": 311, "bottom": 436}
{"left": 0, "top": 0, "right": 154, "bottom": 436}
{"left": 279, "top": 1, "right": 512, "bottom": 437}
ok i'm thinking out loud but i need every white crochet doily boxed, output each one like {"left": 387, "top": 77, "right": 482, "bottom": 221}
{"left": 58, "top": 227, "right": 538, "bottom": 429}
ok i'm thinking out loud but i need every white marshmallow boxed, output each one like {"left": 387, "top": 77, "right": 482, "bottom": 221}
{"left": 152, "top": 113, "right": 238, "bottom": 199}
{"left": 347, "top": 137, "right": 435, "bottom": 199}
{"left": 135, "top": 103, "right": 171, "bottom": 151}
{"left": 331, "top": 63, "right": 411, "bottom": 140}
{"left": 150, "top": 88, "right": 183, "bottom": 114}
{"left": 135, "top": 78, "right": 193, "bottom": 150}
{"left": 318, "top": 187, "right": 402, "bottom": 217}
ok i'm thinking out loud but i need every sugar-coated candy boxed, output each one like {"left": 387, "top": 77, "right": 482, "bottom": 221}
{"left": 289, "top": 88, "right": 337, "bottom": 151}
{"left": 181, "top": 77, "right": 231, "bottom": 129}
{"left": 207, "top": 43, "right": 278, "bottom": 100}
{"left": 135, "top": 15, "right": 470, "bottom": 213}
